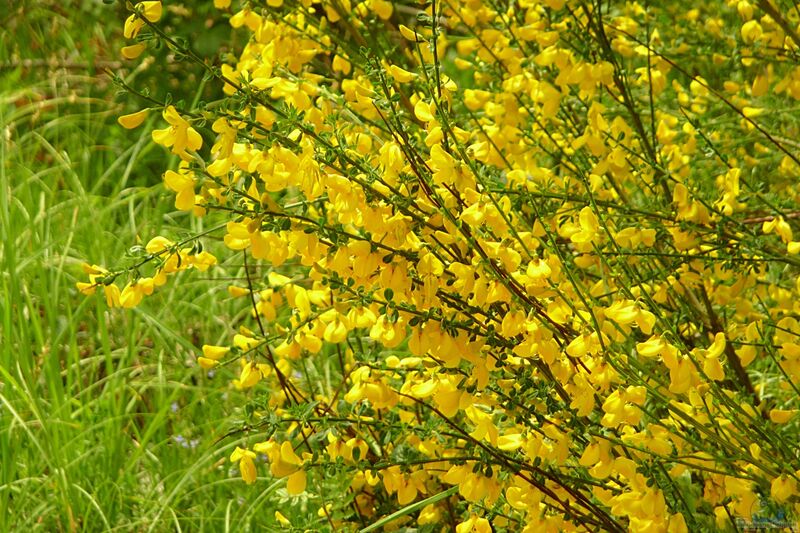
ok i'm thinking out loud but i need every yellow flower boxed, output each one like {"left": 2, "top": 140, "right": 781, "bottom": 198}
{"left": 75, "top": 282, "right": 96, "bottom": 295}
{"left": 123, "top": 2, "right": 162, "bottom": 39}
{"left": 388, "top": 65, "right": 417, "bottom": 83}
{"left": 323, "top": 316, "right": 349, "bottom": 343}
{"left": 399, "top": 24, "right": 425, "bottom": 42}
{"left": 121, "top": 43, "right": 146, "bottom": 60}
{"left": 369, "top": 315, "right": 406, "bottom": 348}
{"left": 703, "top": 356, "right": 725, "bottom": 381}
{"left": 152, "top": 106, "right": 203, "bottom": 159}
{"left": 371, "top": 0, "right": 393, "bottom": 20}
{"left": 740, "top": 20, "right": 762, "bottom": 43}
{"left": 414, "top": 99, "right": 435, "bottom": 122}
{"left": 163, "top": 167, "right": 196, "bottom": 211}
{"left": 253, "top": 440, "right": 308, "bottom": 495}
{"left": 456, "top": 514, "right": 491, "bottom": 533}
{"left": 119, "top": 278, "right": 155, "bottom": 308}
{"left": 118, "top": 109, "right": 148, "bottom": 129}
{"left": 230, "top": 447, "right": 257, "bottom": 484}
{"left": 235, "top": 361, "right": 262, "bottom": 389}
{"left": 202, "top": 345, "right": 230, "bottom": 360}
{"left": 138, "top": 1, "right": 162, "bottom": 22}
{"left": 769, "top": 409, "right": 798, "bottom": 424}
{"left": 570, "top": 206, "right": 600, "bottom": 244}
{"left": 103, "top": 284, "right": 121, "bottom": 308}
{"left": 198, "top": 345, "right": 230, "bottom": 369}
{"left": 771, "top": 474, "right": 797, "bottom": 503}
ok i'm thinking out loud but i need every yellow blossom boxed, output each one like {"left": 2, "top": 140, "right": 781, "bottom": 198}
{"left": 230, "top": 447, "right": 257, "bottom": 484}
{"left": 151, "top": 106, "right": 202, "bottom": 159}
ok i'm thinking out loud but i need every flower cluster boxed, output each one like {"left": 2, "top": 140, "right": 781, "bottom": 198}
{"left": 77, "top": 236, "right": 216, "bottom": 308}
{"left": 83, "top": 0, "right": 800, "bottom": 530}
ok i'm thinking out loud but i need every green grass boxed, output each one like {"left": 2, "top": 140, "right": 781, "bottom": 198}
{"left": 0, "top": 4, "right": 297, "bottom": 531}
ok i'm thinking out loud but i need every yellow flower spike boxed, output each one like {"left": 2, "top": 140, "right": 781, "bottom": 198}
{"left": 118, "top": 109, "right": 148, "bottom": 129}
{"left": 274, "top": 511, "right": 291, "bottom": 527}
{"left": 121, "top": 43, "right": 146, "bottom": 60}
{"left": 84, "top": 1, "right": 800, "bottom": 527}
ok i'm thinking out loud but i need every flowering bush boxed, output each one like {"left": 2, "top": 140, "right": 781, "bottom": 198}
{"left": 82, "top": 0, "right": 800, "bottom": 530}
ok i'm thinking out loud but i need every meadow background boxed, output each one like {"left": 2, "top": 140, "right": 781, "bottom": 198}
{"left": 0, "top": 2, "right": 285, "bottom": 530}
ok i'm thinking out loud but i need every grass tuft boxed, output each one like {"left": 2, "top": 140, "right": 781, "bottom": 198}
{"left": 0, "top": 3, "right": 281, "bottom": 531}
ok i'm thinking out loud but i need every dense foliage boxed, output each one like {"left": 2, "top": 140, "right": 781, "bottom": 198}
{"left": 82, "top": 0, "right": 800, "bottom": 530}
